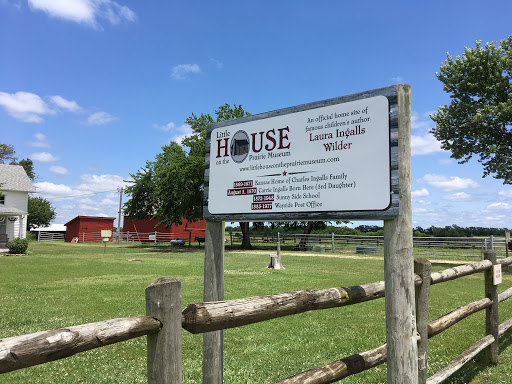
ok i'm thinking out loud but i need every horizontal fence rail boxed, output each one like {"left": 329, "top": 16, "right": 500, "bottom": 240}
{"left": 182, "top": 281, "right": 386, "bottom": 334}
{"left": 36, "top": 232, "right": 65, "bottom": 242}
{"left": 0, "top": 316, "right": 161, "bottom": 374}
{"left": 2, "top": 256, "right": 512, "bottom": 383}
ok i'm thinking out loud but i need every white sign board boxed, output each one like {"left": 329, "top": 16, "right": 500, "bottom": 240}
{"left": 493, "top": 264, "right": 502, "bottom": 285}
{"left": 204, "top": 87, "right": 399, "bottom": 221}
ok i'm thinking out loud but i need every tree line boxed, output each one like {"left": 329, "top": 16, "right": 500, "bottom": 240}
{"left": 237, "top": 223, "right": 509, "bottom": 238}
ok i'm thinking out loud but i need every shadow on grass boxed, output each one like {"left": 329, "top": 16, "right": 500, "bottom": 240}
{"left": 438, "top": 331, "right": 512, "bottom": 383}
{"left": 123, "top": 244, "right": 202, "bottom": 253}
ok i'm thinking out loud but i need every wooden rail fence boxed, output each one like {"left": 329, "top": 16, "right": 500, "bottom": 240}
{"left": 1, "top": 252, "right": 512, "bottom": 383}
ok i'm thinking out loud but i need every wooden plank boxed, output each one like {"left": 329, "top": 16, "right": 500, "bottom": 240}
{"left": 383, "top": 84, "right": 417, "bottom": 383}
{"left": 427, "top": 298, "right": 492, "bottom": 338}
{"left": 182, "top": 281, "right": 386, "bottom": 334}
{"left": 430, "top": 260, "right": 492, "bottom": 285}
{"left": 0, "top": 316, "right": 161, "bottom": 374}
{"left": 484, "top": 251, "right": 499, "bottom": 365}
{"left": 426, "top": 335, "right": 494, "bottom": 384}
{"left": 203, "top": 221, "right": 224, "bottom": 384}
{"left": 498, "top": 286, "right": 512, "bottom": 303}
{"left": 414, "top": 259, "right": 431, "bottom": 384}
{"left": 275, "top": 343, "right": 387, "bottom": 384}
{"left": 499, "top": 317, "right": 512, "bottom": 337}
{"left": 146, "top": 277, "right": 182, "bottom": 384}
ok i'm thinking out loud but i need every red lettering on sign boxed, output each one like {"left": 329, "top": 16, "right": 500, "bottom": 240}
{"left": 216, "top": 138, "right": 229, "bottom": 158}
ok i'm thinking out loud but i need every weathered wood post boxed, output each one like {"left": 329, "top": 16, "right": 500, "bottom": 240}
{"left": 414, "top": 258, "right": 431, "bottom": 384}
{"left": 146, "top": 277, "right": 182, "bottom": 384}
{"left": 331, "top": 232, "right": 335, "bottom": 252}
{"left": 203, "top": 221, "right": 225, "bottom": 384}
{"left": 384, "top": 84, "right": 418, "bottom": 383}
{"left": 506, "top": 230, "right": 510, "bottom": 272}
{"left": 484, "top": 250, "right": 499, "bottom": 365}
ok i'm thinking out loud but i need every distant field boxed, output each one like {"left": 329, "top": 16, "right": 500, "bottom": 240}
{"left": 1, "top": 241, "right": 512, "bottom": 383}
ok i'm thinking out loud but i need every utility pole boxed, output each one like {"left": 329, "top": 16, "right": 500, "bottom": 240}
{"left": 117, "top": 187, "right": 123, "bottom": 244}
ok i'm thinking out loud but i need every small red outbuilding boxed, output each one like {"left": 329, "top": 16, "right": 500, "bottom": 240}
{"left": 64, "top": 216, "right": 116, "bottom": 242}
{"left": 123, "top": 216, "right": 205, "bottom": 243}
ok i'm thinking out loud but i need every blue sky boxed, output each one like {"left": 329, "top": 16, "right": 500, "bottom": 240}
{"left": 1, "top": 0, "right": 511, "bottom": 229}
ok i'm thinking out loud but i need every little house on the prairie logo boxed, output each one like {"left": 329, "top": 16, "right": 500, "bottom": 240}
{"left": 214, "top": 126, "right": 292, "bottom": 164}
{"left": 230, "top": 130, "right": 250, "bottom": 163}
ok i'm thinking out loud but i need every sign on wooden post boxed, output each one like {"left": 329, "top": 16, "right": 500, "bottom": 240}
{"left": 204, "top": 86, "right": 400, "bottom": 222}
{"left": 202, "top": 85, "right": 415, "bottom": 384}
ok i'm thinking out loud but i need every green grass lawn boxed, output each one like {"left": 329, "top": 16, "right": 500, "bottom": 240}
{"left": 1, "top": 241, "right": 512, "bottom": 383}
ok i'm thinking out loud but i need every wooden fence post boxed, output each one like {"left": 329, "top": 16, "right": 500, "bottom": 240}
{"left": 384, "top": 84, "right": 418, "bottom": 383}
{"left": 146, "top": 277, "right": 182, "bottom": 384}
{"left": 203, "top": 221, "right": 225, "bottom": 384}
{"left": 414, "top": 259, "right": 431, "bottom": 384}
{"left": 506, "top": 230, "right": 510, "bottom": 272}
{"left": 484, "top": 250, "right": 499, "bottom": 365}
{"left": 331, "top": 232, "right": 335, "bottom": 252}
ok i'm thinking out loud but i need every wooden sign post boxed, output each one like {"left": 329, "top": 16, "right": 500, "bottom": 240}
{"left": 383, "top": 85, "right": 417, "bottom": 383}
{"left": 203, "top": 85, "right": 416, "bottom": 383}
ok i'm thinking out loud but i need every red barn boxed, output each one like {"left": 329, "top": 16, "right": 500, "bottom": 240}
{"left": 123, "top": 216, "right": 206, "bottom": 243}
{"left": 65, "top": 216, "right": 116, "bottom": 242}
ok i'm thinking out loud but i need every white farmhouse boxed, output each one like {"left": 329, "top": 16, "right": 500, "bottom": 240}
{"left": 0, "top": 164, "right": 36, "bottom": 247}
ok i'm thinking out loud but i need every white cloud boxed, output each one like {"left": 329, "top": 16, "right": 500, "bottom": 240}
{"left": 498, "top": 190, "right": 512, "bottom": 198}
{"left": 28, "top": 0, "right": 136, "bottom": 28}
{"left": 87, "top": 111, "right": 116, "bottom": 125}
{"left": 28, "top": 132, "right": 50, "bottom": 148}
{"left": 417, "top": 174, "right": 480, "bottom": 191}
{"left": 49, "top": 165, "right": 71, "bottom": 175}
{"left": 0, "top": 91, "right": 55, "bottom": 122}
{"left": 437, "top": 158, "right": 452, "bottom": 166}
{"left": 411, "top": 188, "right": 429, "bottom": 198}
{"left": 154, "top": 122, "right": 176, "bottom": 132}
{"left": 173, "top": 124, "right": 192, "bottom": 143}
{"left": 30, "top": 152, "right": 59, "bottom": 162}
{"left": 78, "top": 174, "right": 129, "bottom": 192}
{"left": 50, "top": 95, "right": 82, "bottom": 112}
{"left": 171, "top": 64, "right": 201, "bottom": 80}
{"left": 486, "top": 202, "right": 512, "bottom": 211}
{"left": 392, "top": 76, "right": 404, "bottom": 83}
{"left": 411, "top": 133, "right": 445, "bottom": 155}
{"left": 33, "top": 181, "right": 75, "bottom": 198}
{"left": 411, "top": 111, "right": 434, "bottom": 132}
{"left": 154, "top": 122, "right": 193, "bottom": 143}
{"left": 443, "top": 192, "right": 471, "bottom": 201}
{"left": 209, "top": 56, "right": 224, "bottom": 69}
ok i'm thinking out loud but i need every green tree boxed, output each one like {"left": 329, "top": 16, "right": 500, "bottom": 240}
{"left": 0, "top": 144, "right": 16, "bottom": 164}
{"left": 430, "top": 36, "right": 512, "bottom": 184}
{"left": 124, "top": 104, "right": 255, "bottom": 247}
{"left": 27, "top": 196, "right": 56, "bottom": 230}
{"left": 10, "top": 158, "right": 35, "bottom": 180}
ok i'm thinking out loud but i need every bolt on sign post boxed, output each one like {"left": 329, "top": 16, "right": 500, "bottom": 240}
{"left": 101, "top": 229, "right": 112, "bottom": 255}
{"left": 202, "top": 85, "right": 415, "bottom": 384}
